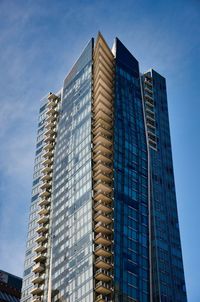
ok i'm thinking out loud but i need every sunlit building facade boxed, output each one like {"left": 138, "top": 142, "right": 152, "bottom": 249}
{"left": 21, "top": 33, "right": 187, "bottom": 302}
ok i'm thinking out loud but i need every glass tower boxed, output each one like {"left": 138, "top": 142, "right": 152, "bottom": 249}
{"left": 21, "top": 33, "right": 187, "bottom": 302}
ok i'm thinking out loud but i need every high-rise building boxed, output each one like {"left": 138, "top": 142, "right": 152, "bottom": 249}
{"left": 0, "top": 269, "right": 22, "bottom": 302}
{"left": 21, "top": 33, "right": 187, "bottom": 302}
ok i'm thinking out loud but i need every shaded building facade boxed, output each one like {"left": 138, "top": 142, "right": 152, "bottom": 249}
{"left": 0, "top": 270, "right": 22, "bottom": 302}
{"left": 21, "top": 33, "right": 187, "bottom": 302}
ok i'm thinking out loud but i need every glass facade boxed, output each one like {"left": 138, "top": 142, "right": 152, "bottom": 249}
{"left": 21, "top": 33, "right": 187, "bottom": 302}
{"left": 142, "top": 70, "right": 187, "bottom": 302}
{"left": 113, "top": 39, "right": 149, "bottom": 302}
{"left": 50, "top": 39, "right": 94, "bottom": 302}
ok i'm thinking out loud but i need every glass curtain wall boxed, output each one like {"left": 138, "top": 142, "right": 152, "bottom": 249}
{"left": 51, "top": 40, "right": 94, "bottom": 302}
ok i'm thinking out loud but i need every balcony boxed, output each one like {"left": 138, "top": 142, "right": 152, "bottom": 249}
{"left": 48, "top": 93, "right": 58, "bottom": 101}
{"left": 144, "top": 85, "right": 153, "bottom": 94}
{"left": 94, "top": 142, "right": 112, "bottom": 155}
{"left": 35, "top": 234, "right": 48, "bottom": 244}
{"left": 93, "top": 133, "right": 112, "bottom": 148}
{"left": 93, "top": 100, "right": 112, "bottom": 116}
{"left": 95, "top": 294, "right": 105, "bottom": 302}
{"left": 93, "top": 63, "right": 113, "bottom": 87}
{"left": 93, "top": 190, "right": 112, "bottom": 204}
{"left": 40, "top": 181, "right": 51, "bottom": 190}
{"left": 94, "top": 180, "right": 112, "bottom": 194}
{"left": 93, "top": 125, "right": 112, "bottom": 140}
{"left": 42, "top": 158, "right": 52, "bottom": 167}
{"left": 93, "top": 118, "right": 112, "bottom": 132}
{"left": 94, "top": 200, "right": 112, "bottom": 213}
{"left": 32, "top": 273, "right": 45, "bottom": 284}
{"left": 144, "top": 77, "right": 152, "bottom": 86}
{"left": 39, "top": 190, "right": 51, "bottom": 199}
{"left": 36, "top": 225, "right": 48, "bottom": 234}
{"left": 34, "top": 244, "right": 47, "bottom": 253}
{"left": 46, "top": 114, "right": 57, "bottom": 123}
{"left": 33, "top": 253, "right": 46, "bottom": 263}
{"left": 43, "top": 142, "right": 54, "bottom": 151}
{"left": 38, "top": 206, "right": 50, "bottom": 216}
{"left": 94, "top": 211, "right": 112, "bottom": 224}
{"left": 44, "top": 135, "right": 55, "bottom": 144}
{"left": 94, "top": 171, "right": 112, "bottom": 184}
{"left": 38, "top": 198, "right": 50, "bottom": 207}
{"left": 94, "top": 116, "right": 112, "bottom": 130}
{"left": 144, "top": 93, "right": 153, "bottom": 102}
{"left": 41, "top": 165, "right": 52, "bottom": 174}
{"left": 37, "top": 215, "right": 49, "bottom": 225}
{"left": 94, "top": 233, "right": 111, "bottom": 246}
{"left": 93, "top": 152, "right": 112, "bottom": 165}
{"left": 43, "top": 148, "right": 53, "bottom": 158}
{"left": 44, "top": 128, "right": 56, "bottom": 137}
{"left": 95, "top": 245, "right": 112, "bottom": 257}
{"left": 95, "top": 221, "right": 112, "bottom": 234}
{"left": 95, "top": 256, "right": 112, "bottom": 270}
{"left": 41, "top": 173, "right": 52, "bottom": 181}
{"left": 30, "top": 285, "right": 44, "bottom": 295}
{"left": 95, "top": 281, "right": 112, "bottom": 294}
{"left": 32, "top": 262, "right": 45, "bottom": 273}
{"left": 94, "top": 109, "right": 112, "bottom": 124}
{"left": 46, "top": 107, "right": 57, "bottom": 115}
{"left": 94, "top": 161, "right": 112, "bottom": 174}
{"left": 95, "top": 269, "right": 112, "bottom": 282}
{"left": 93, "top": 81, "right": 113, "bottom": 105}
{"left": 32, "top": 296, "right": 42, "bottom": 302}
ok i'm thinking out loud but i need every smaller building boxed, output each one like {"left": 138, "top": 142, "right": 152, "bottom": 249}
{"left": 0, "top": 270, "right": 22, "bottom": 302}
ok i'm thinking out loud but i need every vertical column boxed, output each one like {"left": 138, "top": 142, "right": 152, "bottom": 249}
{"left": 92, "top": 33, "right": 114, "bottom": 302}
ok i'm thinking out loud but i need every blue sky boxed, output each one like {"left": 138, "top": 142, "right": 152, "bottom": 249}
{"left": 0, "top": 0, "right": 199, "bottom": 300}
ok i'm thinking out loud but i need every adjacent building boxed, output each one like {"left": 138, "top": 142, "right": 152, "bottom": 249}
{"left": 21, "top": 33, "right": 187, "bottom": 302}
{"left": 0, "top": 270, "right": 22, "bottom": 302}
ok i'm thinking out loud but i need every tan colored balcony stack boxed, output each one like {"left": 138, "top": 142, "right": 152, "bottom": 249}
{"left": 32, "top": 93, "right": 60, "bottom": 300}
{"left": 93, "top": 33, "right": 114, "bottom": 299}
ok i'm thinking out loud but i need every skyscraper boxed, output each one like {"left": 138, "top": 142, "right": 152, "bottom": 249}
{"left": 21, "top": 33, "right": 187, "bottom": 302}
{"left": 0, "top": 269, "right": 22, "bottom": 302}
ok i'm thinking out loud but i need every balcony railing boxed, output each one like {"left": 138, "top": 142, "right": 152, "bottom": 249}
{"left": 94, "top": 233, "right": 112, "bottom": 246}
{"left": 94, "top": 200, "right": 112, "bottom": 213}
{"left": 95, "top": 256, "right": 112, "bottom": 269}
{"left": 95, "top": 221, "right": 112, "bottom": 234}
{"left": 95, "top": 244, "right": 112, "bottom": 257}
{"left": 95, "top": 281, "right": 112, "bottom": 294}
